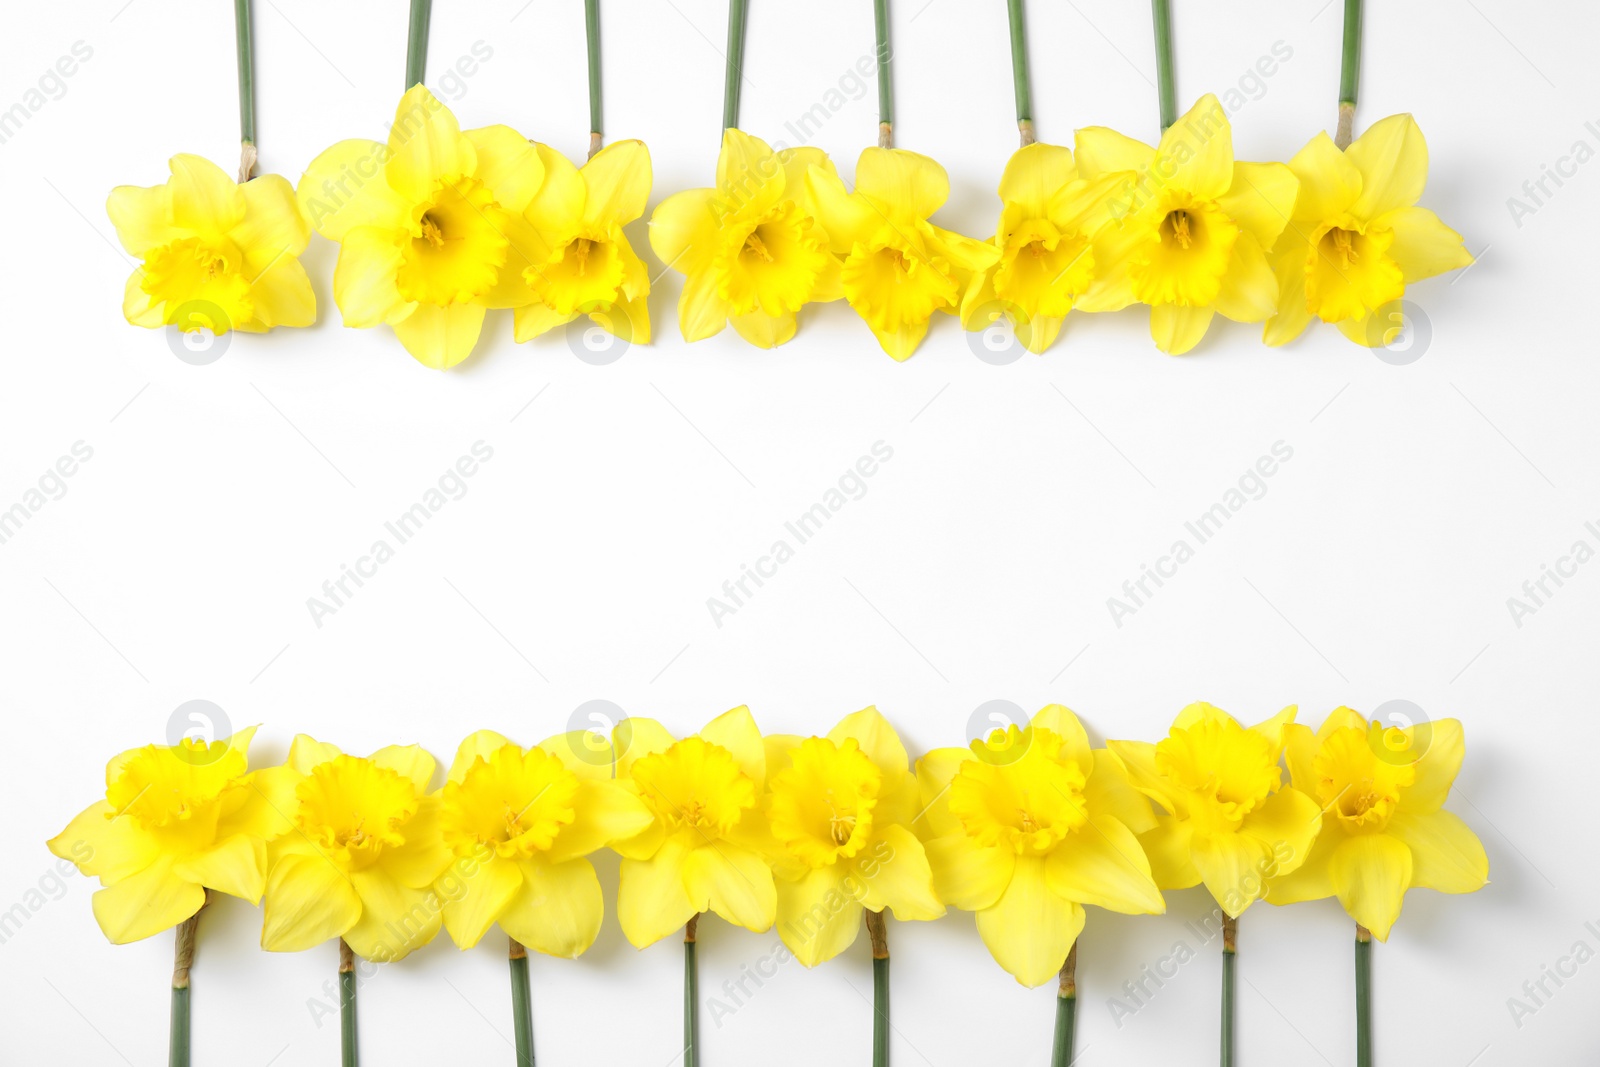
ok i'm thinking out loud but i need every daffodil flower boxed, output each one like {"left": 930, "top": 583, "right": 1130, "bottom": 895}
{"left": 110, "top": 155, "right": 316, "bottom": 335}
{"left": 254, "top": 735, "right": 450, "bottom": 962}
{"left": 610, "top": 706, "right": 777, "bottom": 947}
{"left": 487, "top": 140, "right": 653, "bottom": 347}
{"left": 1264, "top": 708, "right": 1487, "bottom": 939}
{"left": 1108, "top": 703, "right": 1323, "bottom": 917}
{"left": 960, "top": 144, "right": 1127, "bottom": 354}
{"left": 1263, "top": 115, "right": 1473, "bottom": 348}
{"left": 1073, "top": 94, "right": 1299, "bottom": 355}
{"left": 434, "top": 730, "right": 653, "bottom": 956}
{"left": 916, "top": 706, "right": 1165, "bottom": 987}
{"left": 807, "top": 148, "right": 1001, "bottom": 360}
{"left": 763, "top": 707, "right": 942, "bottom": 967}
{"left": 48, "top": 727, "right": 277, "bottom": 943}
{"left": 649, "top": 129, "right": 841, "bottom": 347}
{"left": 296, "top": 86, "right": 546, "bottom": 369}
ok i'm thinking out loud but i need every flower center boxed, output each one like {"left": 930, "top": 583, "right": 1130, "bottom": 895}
{"left": 395, "top": 176, "right": 510, "bottom": 306}
{"left": 993, "top": 217, "right": 1095, "bottom": 318}
{"left": 440, "top": 745, "right": 581, "bottom": 859}
{"left": 106, "top": 740, "right": 247, "bottom": 831}
{"left": 1302, "top": 218, "right": 1406, "bottom": 325}
{"left": 768, "top": 737, "right": 881, "bottom": 868}
{"left": 140, "top": 236, "right": 254, "bottom": 329}
{"left": 1154, "top": 718, "right": 1279, "bottom": 832}
{"left": 947, "top": 727, "right": 1089, "bottom": 855}
{"left": 294, "top": 756, "right": 419, "bottom": 869}
{"left": 841, "top": 233, "right": 958, "bottom": 334}
{"left": 1129, "top": 194, "right": 1239, "bottom": 308}
{"left": 630, "top": 737, "right": 755, "bottom": 837}
{"left": 524, "top": 232, "right": 626, "bottom": 317}
{"left": 711, "top": 202, "right": 831, "bottom": 317}
{"left": 1311, "top": 726, "right": 1415, "bottom": 831}
{"left": 1164, "top": 210, "right": 1195, "bottom": 250}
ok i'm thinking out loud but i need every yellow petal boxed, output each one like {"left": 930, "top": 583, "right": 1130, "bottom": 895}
{"left": 780, "top": 146, "right": 835, "bottom": 217}
{"left": 234, "top": 173, "right": 310, "bottom": 260}
{"left": 1387, "top": 810, "right": 1487, "bottom": 894}
{"left": 975, "top": 855, "right": 1083, "bottom": 987}
{"left": 1328, "top": 832, "right": 1412, "bottom": 941}
{"left": 91, "top": 856, "right": 206, "bottom": 944}
{"left": 368, "top": 744, "right": 436, "bottom": 788}
{"left": 868, "top": 316, "right": 929, "bottom": 362}
{"left": 582, "top": 140, "right": 651, "bottom": 229}
{"left": 261, "top": 853, "right": 361, "bottom": 952}
{"left": 107, "top": 183, "right": 178, "bottom": 257}
{"left": 49, "top": 801, "right": 159, "bottom": 884}
{"left": 682, "top": 842, "right": 775, "bottom": 933}
{"left": 463, "top": 125, "right": 544, "bottom": 215}
{"left": 1383, "top": 206, "right": 1472, "bottom": 282}
{"left": 122, "top": 269, "right": 164, "bottom": 328}
{"left": 544, "top": 780, "right": 655, "bottom": 864}
{"left": 1150, "top": 303, "right": 1215, "bottom": 355}
{"left": 1155, "top": 95, "right": 1234, "bottom": 201}
{"left": 524, "top": 143, "right": 587, "bottom": 236}
{"left": 1029, "top": 705, "right": 1093, "bottom": 778}
{"left": 776, "top": 864, "right": 861, "bottom": 967}
{"left": 1247, "top": 704, "right": 1298, "bottom": 757}
{"left": 379, "top": 796, "right": 452, "bottom": 889}
{"left": 168, "top": 153, "right": 245, "bottom": 236}
{"left": 1084, "top": 749, "right": 1157, "bottom": 836}
{"left": 1282, "top": 723, "right": 1319, "bottom": 794}
{"left": 698, "top": 705, "right": 765, "bottom": 785}
{"left": 1286, "top": 132, "right": 1362, "bottom": 222}
{"left": 391, "top": 302, "right": 487, "bottom": 370}
{"left": 715, "top": 128, "right": 784, "bottom": 220}
{"left": 914, "top": 747, "right": 973, "bottom": 839}
{"left": 617, "top": 831, "right": 698, "bottom": 948}
{"left": 500, "top": 857, "right": 604, "bottom": 958}
{"left": 997, "top": 142, "right": 1077, "bottom": 220}
{"left": 1072, "top": 125, "right": 1155, "bottom": 179}
{"left": 1401, "top": 719, "right": 1464, "bottom": 814}
{"left": 332, "top": 226, "right": 409, "bottom": 328}
{"left": 343, "top": 868, "right": 439, "bottom": 961}
{"left": 650, "top": 187, "right": 719, "bottom": 275}
{"left": 678, "top": 269, "right": 730, "bottom": 342}
{"left": 246, "top": 255, "right": 317, "bottom": 329}
{"left": 1239, "top": 787, "right": 1322, "bottom": 878}
{"left": 1104, "top": 740, "right": 1185, "bottom": 817}
{"left": 729, "top": 310, "right": 796, "bottom": 348}
{"left": 514, "top": 302, "right": 578, "bottom": 343}
{"left": 1137, "top": 815, "right": 1201, "bottom": 889}
{"left": 858, "top": 825, "right": 944, "bottom": 920}
{"left": 806, "top": 165, "right": 880, "bottom": 254}
{"left": 173, "top": 833, "right": 267, "bottom": 903}
{"left": 1217, "top": 161, "right": 1297, "bottom": 251}
{"left": 1074, "top": 215, "right": 1149, "bottom": 313}
{"left": 296, "top": 139, "right": 409, "bottom": 241}
{"left": 288, "top": 735, "right": 343, "bottom": 774}
{"left": 386, "top": 85, "right": 474, "bottom": 204}
{"left": 1264, "top": 821, "right": 1340, "bottom": 906}
{"left": 1046, "top": 815, "right": 1165, "bottom": 914}
{"left": 856, "top": 147, "right": 949, "bottom": 218}
{"left": 1190, "top": 829, "right": 1273, "bottom": 917}
{"left": 447, "top": 730, "right": 516, "bottom": 784}
{"left": 441, "top": 854, "right": 522, "bottom": 949}
{"left": 1345, "top": 113, "right": 1428, "bottom": 221}
{"left": 925, "top": 832, "right": 1014, "bottom": 911}
{"left": 827, "top": 706, "right": 910, "bottom": 779}
{"left": 1262, "top": 229, "right": 1313, "bottom": 347}
{"left": 616, "top": 718, "right": 678, "bottom": 779}
{"left": 229, "top": 765, "right": 301, "bottom": 841}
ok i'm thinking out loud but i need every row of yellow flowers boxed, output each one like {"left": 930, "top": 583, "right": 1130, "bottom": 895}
{"left": 112, "top": 85, "right": 1472, "bottom": 368}
{"left": 51, "top": 703, "right": 1485, "bottom": 1059}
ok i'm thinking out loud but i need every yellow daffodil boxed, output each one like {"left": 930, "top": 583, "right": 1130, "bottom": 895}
{"left": 961, "top": 143, "right": 1125, "bottom": 354}
{"left": 297, "top": 86, "right": 546, "bottom": 369}
{"left": 1263, "top": 115, "right": 1473, "bottom": 348}
{"left": 1108, "top": 703, "right": 1323, "bottom": 918}
{"left": 1265, "top": 708, "right": 1487, "bottom": 939}
{"left": 254, "top": 736, "right": 450, "bottom": 961}
{"left": 487, "top": 140, "right": 653, "bottom": 347}
{"left": 610, "top": 706, "right": 777, "bottom": 947}
{"left": 649, "top": 129, "right": 840, "bottom": 347}
{"left": 763, "top": 707, "right": 942, "bottom": 967}
{"left": 433, "top": 730, "right": 653, "bottom": 956}
{"left": 807, "top": 147, "right": 1001, "bottom": 360}
{"left": 48, "top": 727, "right": 277, "bottom": 944}
{"left": 1073, "top": 95, "right": 1299, "bottom": 355}
{"left": 110, "top": 155, "right": 315, "bottom": 335}
{"left": 916, "top": 706, "right": 1165, "bottom": 987}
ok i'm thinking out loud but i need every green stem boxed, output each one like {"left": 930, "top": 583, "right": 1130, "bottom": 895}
{"left": 1356, "top": 925, "right": 1373, "bottom": 1067}
{"left": 866, "top": 910, "right": 890, "bottom": 1067}
{"left": 1050, "top": 944, "right": 1077, "bottom": 1067}
{"left": 874, "top": 0, "right": 894, "bottom": 146}
{"left": 1150, "top": 0, "right": 1176, "bottom": 130}
{"left": 1005, "top": 0, "right": 1034, "bottom": 144}
{"left": 585, "top": 0, "right": 603, "bottom": 156}
{"left": 684, "top": 916, "right": 700, "bottom": 1067}
{"left": 721, "top": 0, "right": 747, "bottom": 132}
{"left": 168, "top": 896, "right": 202, "bottom": 1067}
{"left": 1220, "top": 914, "right": 1236, "bottom": 1067}
{"left": 405, "top": 0, "right": 432, "bottom": 90}
{"left": 510, "top": 939, "right": 534, "bottom": 1067}
{"left": 340, "top": 939, "right": 359, "bottom": 1067}
{"left": 232, "top": 0, "right": 255, "bottom": 179}
{"left": 1336, "top": 0, "right": 1363, "bottom": 147}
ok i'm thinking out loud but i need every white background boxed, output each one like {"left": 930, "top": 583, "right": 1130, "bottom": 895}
{"left": 2, "top": 0, "right": 1597, "bottom": 1064}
